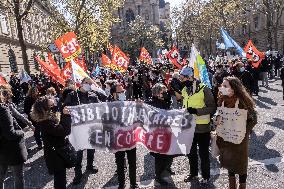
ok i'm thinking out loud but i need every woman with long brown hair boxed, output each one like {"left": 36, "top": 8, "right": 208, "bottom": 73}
{"left": 31, "top": 95, "right": 71, "bottom": 189}
{"left": 216, "top": 77, "right": 257, "bottom": 189}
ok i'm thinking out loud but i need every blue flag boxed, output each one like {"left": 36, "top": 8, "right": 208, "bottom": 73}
{"left": 91, "top": 65, "right": 100, "bottom": 77}
{"left": 221, "top": 28, "right": 245, "bottom": 57}
{"left": 19, "top": 69, "right": 31, "bottom": 84}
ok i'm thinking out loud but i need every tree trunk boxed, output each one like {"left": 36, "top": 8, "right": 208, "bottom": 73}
{"left": 16, "top": 18, "right": 30, "bottom": 73}
{"left": 267, "top": 10, "right": 273, "bottom": 50}
{"left": 74, "top": 0, "right": 86, "bottom": 34}
{"left": 274, "top": 26, "right": 279, "bottom": 50}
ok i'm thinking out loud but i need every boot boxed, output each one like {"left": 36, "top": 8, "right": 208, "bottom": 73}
{"left": 228, "top": 176, "right": 237, "bottom": 189}
{"left": 239, "top": 183, "right": 246, "bottom": 189}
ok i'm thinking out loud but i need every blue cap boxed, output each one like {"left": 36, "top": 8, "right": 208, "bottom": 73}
{"left": 180, "top": 66, "right": 194, "bottom": 77}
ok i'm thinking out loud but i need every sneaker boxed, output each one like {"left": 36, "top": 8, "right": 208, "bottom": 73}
{"left": 86, "top": 166, "right": 98, "bottom": 174}
{"left": 72, "top": 174, "right": 82, "bottom": 185}
{"left": 184, "top": 175, "right": 198, "bottom": 182}
{"left": 199, "top": 178, "right": 209, "bottom": 185}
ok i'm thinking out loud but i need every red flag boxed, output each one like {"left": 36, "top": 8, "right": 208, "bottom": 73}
{"left": 54, "top": 32, "right": 81, "bottom": 61}
{"left": 48, "top": 53, "right": 61, "bottom": 75}
{"left": 244, "top": 40, "right": 265, "bottom": 68}
{"left": 167, "top": 46, "right": 182, "bottom": 69}
{"left": 61, "top": 61, "right": 72, "bottom": 80}
{"left": 102, "top": 53, "right": 111, "bottom": 67}
{"left": 111, "top": 46, "right": 129, "bottom": 72}
{"left": 0, "top": 76, "right": 7, "bottom": 85}
{"left": 36, "top": 57, "right": 65, "bottom": 85}
{"left": 139, "top": 47, "right": 153, "bottom": 64}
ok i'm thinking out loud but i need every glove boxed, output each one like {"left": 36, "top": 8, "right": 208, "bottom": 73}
{"left": 187, "top": 107, "right": 198, "bottom": 115}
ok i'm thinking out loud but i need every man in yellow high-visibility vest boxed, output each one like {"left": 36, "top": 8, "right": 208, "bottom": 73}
{"left": 176, "top": 66, "right": 216, "bottom": 185}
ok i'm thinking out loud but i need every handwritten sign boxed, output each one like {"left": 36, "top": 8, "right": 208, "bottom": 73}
{"left": 216, "top": 99, "right": 248, "bottom": 144}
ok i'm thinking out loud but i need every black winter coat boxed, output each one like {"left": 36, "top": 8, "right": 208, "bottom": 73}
{"left": 24, "top": 96, "right": 36, "bottom": 115}
{"left": 37, "top": 114, "right": 72, "bottom": 174}
{"left": 0, "top": 104, "right": 27, "bottom": 165}
{"left": 64, "top": 90, "right": 100, "bottom": 107}
{"left": 147, "top": 96, "right": 171, "bottom": 110}
{"left": 234, "top": 71, "right": 254, "bottom": 94}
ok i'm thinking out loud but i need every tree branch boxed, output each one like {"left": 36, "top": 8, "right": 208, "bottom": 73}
{"left": 74, "top": 0, "right": 86, "bottom": 34}
{"left": 19, "top": 0, "right": 34, "bottom": 19}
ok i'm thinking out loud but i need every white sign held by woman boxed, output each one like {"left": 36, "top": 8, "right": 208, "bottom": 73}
{"left": 216, "top": 99, "right": 248, "bottom": 144}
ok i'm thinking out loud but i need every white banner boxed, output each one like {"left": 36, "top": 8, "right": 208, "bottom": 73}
{"left": 68, "top": 101, "right": 196, "bottom": 155}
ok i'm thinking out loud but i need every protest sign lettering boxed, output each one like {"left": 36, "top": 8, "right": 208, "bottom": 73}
{"left": 68, "top": 101, "right": 196, "bottom": 155}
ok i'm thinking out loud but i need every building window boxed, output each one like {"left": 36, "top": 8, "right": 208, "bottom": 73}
{"left": 254, "top": 16, "right": 259, "bottom": 30}
{"left": 26, "top": 22, "right": 32, "bottom": 43}
{"left": 118, "top": 7, "right": 121, "bottom": 19}
{"left": 138, "top": 5, "right": 141, "bottom": 15}
{"left": 242, "top": 25, "right": 246, "bottom": 35}
{"left": 125, "top": 9, "right": 135, "bottom": 23}
{"left": 34, "top": 27, "right": 39, "bottom": 43}
{"left": 0, "top": 12, "right": 10, "bottom": 35}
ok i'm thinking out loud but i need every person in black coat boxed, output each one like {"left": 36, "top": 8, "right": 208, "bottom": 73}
{"left": 30, "top": 95, "right": 71, "bottom": 189}
{"left": 169, "top": 73, "right": 183, "bottom": 109}
{"left": 234, "top": 62, "right": 254, "bottom": 95}
{"left": 63, "top": 77, "right": 106, "bottom": 185}
{"left": 146, "top": 83, "right": 174, "bottom": 186}
{"left": 24, "top": 86, "right": 42, "bottom": 149}
{"left": 109, "top": 82, "right": 138, "bottom": 189}
{"left": 0, "top": 84, "right": 27, "bottom": 189}
{"left": 280, "top": 66, "right": 284, "bottom": 100}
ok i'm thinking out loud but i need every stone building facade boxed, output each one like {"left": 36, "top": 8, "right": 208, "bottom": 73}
{"left": 111, "top": 0, "right": 171, "bottom": 54}
{"left": 233, "top": 11, "right": 284, "bottom": 53}
{"left": 0, "top": 0, "right": 54, "bottom": 74}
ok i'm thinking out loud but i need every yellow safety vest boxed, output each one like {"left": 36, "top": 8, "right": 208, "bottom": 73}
{"left": 182, "top": 83, "right": 210, "bottom": 124}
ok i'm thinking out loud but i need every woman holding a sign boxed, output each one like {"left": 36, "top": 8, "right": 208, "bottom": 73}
{"left": 216, "top": 77, "right": 257, "bottom": 189}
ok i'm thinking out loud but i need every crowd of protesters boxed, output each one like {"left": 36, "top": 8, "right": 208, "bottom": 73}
{"left": 0, "top": 52, "right": 284, "bottom": 189}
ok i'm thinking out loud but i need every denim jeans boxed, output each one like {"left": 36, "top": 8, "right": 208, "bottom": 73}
{"left": 0, "top": 164, "right": 24, "bottom": 189}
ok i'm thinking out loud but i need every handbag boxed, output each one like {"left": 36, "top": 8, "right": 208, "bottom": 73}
{"left": 54, "top": 139, "right": 77, "bottom": 168}
{"left": 210, "top": 131, "right": 220, "bottom": 158}
{"left": 216, "top": 99, "right": 248, "bottom": 144}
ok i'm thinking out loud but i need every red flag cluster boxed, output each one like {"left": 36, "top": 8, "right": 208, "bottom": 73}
{"left": 35, "top": 32, "right": 89, "bottom": 86}
{"left": 100, "top": 45, "right": 130, "bottom": 72}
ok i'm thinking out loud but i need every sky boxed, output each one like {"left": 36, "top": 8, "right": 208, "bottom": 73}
{"left": 166, "top": 0, "right": 185, "bottom": 8}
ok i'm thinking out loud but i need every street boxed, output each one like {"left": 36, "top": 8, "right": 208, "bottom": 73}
{"left": 4, "top": 79, "right": 284, "bottom": 189}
